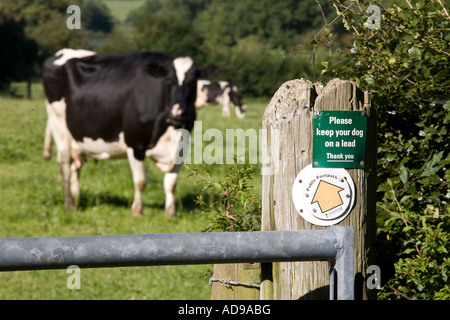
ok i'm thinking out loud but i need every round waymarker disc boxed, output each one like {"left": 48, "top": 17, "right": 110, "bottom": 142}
{"left": 292, "top": 164, "right": 355, "bottom": 226}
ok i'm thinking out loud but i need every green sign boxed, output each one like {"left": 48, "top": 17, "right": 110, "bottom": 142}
{"left": 312, "top": 110, "right": 367, "bottom": 168}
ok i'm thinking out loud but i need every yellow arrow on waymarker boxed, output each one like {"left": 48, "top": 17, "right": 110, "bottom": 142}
{"left": 311, "top": 180, "right": 344, "bottom": 213}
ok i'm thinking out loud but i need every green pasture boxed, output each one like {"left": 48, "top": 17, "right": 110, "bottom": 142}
{"left": 0, "top": 82, "right": 268, "bottom": 299}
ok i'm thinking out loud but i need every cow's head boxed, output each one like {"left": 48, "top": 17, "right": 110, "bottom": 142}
{"left": 170, "top": 56, "right": 221, "bottom": 129}
{"left": 148, "top": 55, "right": 221, "bottom": 131}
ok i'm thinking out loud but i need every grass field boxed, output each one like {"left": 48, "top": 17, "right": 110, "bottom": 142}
{"left": 0, "top": 82, "right": 268, "bottom": 299}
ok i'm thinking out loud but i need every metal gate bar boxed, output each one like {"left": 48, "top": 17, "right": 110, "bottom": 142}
{"left": 0, "top": 226, "right": 354, "bottom": 299}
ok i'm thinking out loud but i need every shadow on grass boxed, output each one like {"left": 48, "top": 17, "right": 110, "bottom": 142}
{"left": 78, "top": 191, "right": 131, "bottom": 210}
{"left": 77, "top": 190, "right": 212, "bottom": 216}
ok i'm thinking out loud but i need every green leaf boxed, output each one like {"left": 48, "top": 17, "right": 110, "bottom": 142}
{"left": 435, "top": 69, "right": 449, "bottom": 81}
{"left": 439, "top": 246, "right": 448, "bottom": 254}
{"left": 400, "top": 165, "right": 409, "bottom": 183}
{"left": 213, "top": 182, "right": 223, "bottom": 191}
{"left": 377, "top": 183, "right": 390, "bottom": 192}
{"left": 403, "top": 248, "right": 416, "bottom": 255}
{"left": 386, "top": 153, "right": 397, "bottom": 161}
{"left": 420, "top": 151, "right": 444, "bottom": 178}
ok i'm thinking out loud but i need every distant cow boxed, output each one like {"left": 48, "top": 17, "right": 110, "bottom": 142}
{"left": 42, "top": 48, "right": 220, "bottom": 217}
{"left": 195, "top": 80, "right": 247, "bottom": 118}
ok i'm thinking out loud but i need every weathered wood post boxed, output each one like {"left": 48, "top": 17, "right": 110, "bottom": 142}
{"left": 210, "top": 263, "right": 261, "bottom": 299}
{"left": 261, "top": 78, "right": 377, "bottom": 300}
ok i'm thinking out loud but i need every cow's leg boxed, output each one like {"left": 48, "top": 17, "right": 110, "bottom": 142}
{"left": 46, "top": 99, "right": 75, "bottom": 209}
{"left": 43, "top": 119, "right": 53, "bottom": 160}
{"left": 164, "top": 164, "right": 181, "bottom": 218}
{"left": 221, "top": 101, "right": 231, "bottom": 117}
{"left": 69, "top": 142, "right": 83, "bottom": 206}
{"left": 57, "top": 145, "right": 75, "bottom": 210}
{"left": 235, "top": 104, "right": 246, "bottom": 119}
{"left": 69, "top": 161, "right": 81, "bottom": 207}
{"left": 127, "top": 148, "right": 147, "bottom": 217}
{"left": 48, "top": 127, "right": 83, "bottom": 209}
{"left": 195, "top": 96, "right": 206, "bottom": 109}
{"left": 55, "top": 139, "right": 83, "bottom": 210}
{"left": 220, "top": 89, "right": 231, "bottom": 117}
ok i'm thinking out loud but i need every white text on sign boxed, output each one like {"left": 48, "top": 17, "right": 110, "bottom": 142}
{"left": 313, "top": 111, "right": 367, "bottom": 168}
{"left": 316, "top": 128, "right": 364, "bottom": 139}
{"left": 329, "top": 116, "right": 352, "bottom": 125}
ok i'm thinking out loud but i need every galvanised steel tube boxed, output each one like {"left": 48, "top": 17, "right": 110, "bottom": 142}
{"left": 0, "top": 229, "right": 343, "bottom": 272}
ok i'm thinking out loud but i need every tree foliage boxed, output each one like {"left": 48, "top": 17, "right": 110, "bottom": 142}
{"left": 80, "top": 0, "right": 114, "bottom": 33}
{"left": 0, "top": 0, "right": 93, "bottom": 60}
{"left": 1, "top": 0, "right": 345, "bottom": 96}
{"left": 0, "top": 0, "right": 115, "bottom": 91}
{"left": 194, "top": 0, "right": 331, "bottom": 51}
{"left": 0, "top": 13, "right": 37, "bottom": 91}
{"left": 133, "top": 0, "right": 204, "bottom": 58}
{"left": 131, "top": 0, "right": 340, "bottom": 96}
{"left": 322, "top": 0, "right": 450, "bottom": 300}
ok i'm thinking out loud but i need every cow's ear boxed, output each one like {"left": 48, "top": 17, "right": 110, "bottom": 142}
{"left": 201, "top": 64, "right": 221, "bottom": 79}
{"left": 147, "top": 62, "right": 168, "bottom": 78}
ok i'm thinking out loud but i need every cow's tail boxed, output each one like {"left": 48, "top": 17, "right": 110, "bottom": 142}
{"left": 43, "top": 119, "right": 52, "bottom": 160}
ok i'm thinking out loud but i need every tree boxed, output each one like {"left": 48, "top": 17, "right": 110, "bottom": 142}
{"left": 0, "top": 13, "right": 37, "bottom": 92}
{"left": 80, "top": 0, "right": 114, "bottom": 33}
{"left": 203, "top": 36, "right": 312, "bottom": 96}
{"left": 321, "top": 0, "right": 450, "bottom": 300}
{"left": 0, "top": 0, "right": 119, "bottom": 93}
{"left": 129, "top": 0, "right": 340, "bottom": 96}
{"left": 132, "top": 0, "right": 205, "bottom": 57}
{"left": 0, "top": 0, "right": 93, "bottom": 80}
{"left": 195, "top": 0, "right": 334, "bottom": 51}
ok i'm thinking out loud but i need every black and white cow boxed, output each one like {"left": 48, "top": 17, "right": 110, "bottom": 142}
{"left": 42, "top": 48, "right": 220, "bottom": 217}
{"left": 195, "top": 80, "right": 247, "bottom": 118}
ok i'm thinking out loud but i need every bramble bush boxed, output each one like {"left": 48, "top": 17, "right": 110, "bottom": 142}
{"left": 321, "top": 0, "right": 449, "bottom": 299}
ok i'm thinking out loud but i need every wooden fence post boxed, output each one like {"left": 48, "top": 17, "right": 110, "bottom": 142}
{"left": 261, "top": 78, "right": 377, "bottom": 300}
{"left": 210, "top": 263, "right": 261, "bottom": 300}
